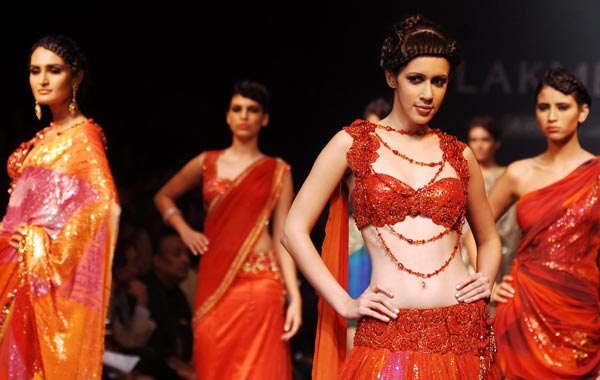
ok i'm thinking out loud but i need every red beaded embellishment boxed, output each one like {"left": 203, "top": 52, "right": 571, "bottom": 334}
{"left": 369, "top": 124, "right": 462, "bottom": 287}
{"left": 375, "top": 226, "right": 461, "bottom": 287}
{"left": 353, "top": 301, "right": 496, "bottom": 379}
{"left": 374, "top": 129, "right": 443, "bottom": 167}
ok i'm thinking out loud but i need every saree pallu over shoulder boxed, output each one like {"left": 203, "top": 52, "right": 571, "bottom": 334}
{"left": 0, "top": 119, "right": 120, "bottom": 380}
{"left": 193, "top": 155, "right": 289, "bottom": 324}
{"left": 491, "top": 157, "right": 600, "bottom": 379}
{"left": 313, "top": 182, "right": 349, "bottom": 380}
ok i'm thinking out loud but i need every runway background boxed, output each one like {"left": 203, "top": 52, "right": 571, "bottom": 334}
{"left": 2, "top": 0, "right": 600, "bottom": 371}
{"left": 3, "top": 1, "right": 600, "bottom": 192}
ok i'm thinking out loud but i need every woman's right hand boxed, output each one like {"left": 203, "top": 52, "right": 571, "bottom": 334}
{"left": 9, "top": 222, "right": 28, "bottom": 249}
{"left": 490, "top": 275, "right": 515, "bottom": 304}
{"left": 346, "top": 284, "right": 399, "bottom": 323}
{"left": 180, "top": 227, "right": 210, "bottom": 255}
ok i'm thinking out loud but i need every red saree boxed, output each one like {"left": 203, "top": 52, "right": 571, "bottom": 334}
{"left": 0, "top": 119, "right": 120, "bottom": 380}
{"left": 491, "top": 158, "right": 600, "bottom": 379}
{"left": 192, "top": 152, "right": 292, "bottom": 379}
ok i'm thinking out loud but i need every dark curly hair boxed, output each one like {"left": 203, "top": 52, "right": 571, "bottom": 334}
{"left": 380, "top": 14, "right": 461, "bottom": 75}
{"left": 231, "top": 79, "right": 271, "bottom": 114}
{"left": 535, "top": 67, "right": 591, "bottom": 108}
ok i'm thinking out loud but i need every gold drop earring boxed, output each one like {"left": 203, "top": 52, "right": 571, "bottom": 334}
{"left": 34, "top": 101, "right": 42, "bottom": 120}
{"left": 68, "top": 84, "right": 78, "bottom": 116}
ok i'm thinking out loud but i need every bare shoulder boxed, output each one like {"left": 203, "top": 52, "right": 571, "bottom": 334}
{"left": 504, "top": 157, "right": 535, "bottom": 178}
{"left": 174, "top": 151, "right": 206, "bottom": 176}
{"left": 311, "top": 129, "right": 354, "bottom": 162}
{"left": 272, "top": 156, "right": 292, "bottom": 173}
{"left": 330, "top": 128, "right": 354, "bottom": 148}
{"left": 302, "top": 129, "right": 354, "bottom": 185}
{"left": 461, "top": 145, "right": 482, "bottom": 173}
{"left": 461, "top": 144, "right": 476, "bottom": 161}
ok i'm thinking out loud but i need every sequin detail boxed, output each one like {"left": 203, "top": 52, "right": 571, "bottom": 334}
{"left": 491, "top": 159, "right": 600, "bottom": 379}
{"left": 240, "top": 251, "right": 281, "bottom": 279}
{"left": 0, "top": 118, "right": 118, "bottom": 379}
{"left": 353, "top": 301, "right": 496, "bottom": 379}
{"left": 202, "top": 153, "right": 232, "bottom": 211}
{"left": 6, "top": 120, "right": 103, "bottom": 194}
{"left": 344, "top": 120, "right": 469, "bottom": 281}
{"left": 345, "top": 120, "right": 469, "bottom": 230}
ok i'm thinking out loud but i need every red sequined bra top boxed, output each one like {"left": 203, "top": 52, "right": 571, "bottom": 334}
{"left": 345, "top": 120, "right": 470, "bottom": 231}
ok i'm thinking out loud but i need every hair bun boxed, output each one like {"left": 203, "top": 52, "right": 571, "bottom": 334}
{"left": 400, "top": 15, "right": 424, "bottom": 31}
{"left": 380, "top": 14, "right": 460, "bottom": 73}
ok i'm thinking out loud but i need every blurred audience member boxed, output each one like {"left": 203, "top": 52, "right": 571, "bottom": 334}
{"left": 104, "top": 234, "right": 157, "bottom": 379}
{"left": 142, "top": 229, "right": 195, "bottom": 380}
{"left": 463, "top": 116, "right": 520, "bottom": 285}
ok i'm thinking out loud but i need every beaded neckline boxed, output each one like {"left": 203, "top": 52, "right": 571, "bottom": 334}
{"left": 375, "top": 123, "right": 434, "bottom": 136}
{"left": 373, "top": 124, "right": 443, "bottom": 169}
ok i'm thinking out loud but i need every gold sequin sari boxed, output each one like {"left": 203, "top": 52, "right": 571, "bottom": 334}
{"left": 0, "top": 119, "right": 120, "bottom": 379}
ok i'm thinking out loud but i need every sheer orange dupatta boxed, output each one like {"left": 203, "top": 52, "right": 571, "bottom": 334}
{"left": 313, "top": 182, "right": 349, "bottom": 379}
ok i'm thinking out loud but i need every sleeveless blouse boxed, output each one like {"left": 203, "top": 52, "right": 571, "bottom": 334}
{"left": 202, "top": 150, "right": 233, "bottom": 210}
{"left": 345, "top": 120, "right": 469, "bottom": 231}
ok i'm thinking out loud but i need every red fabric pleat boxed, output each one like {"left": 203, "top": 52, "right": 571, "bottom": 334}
{"left": 312, "top": 182, "right": 349, "bottom": 380}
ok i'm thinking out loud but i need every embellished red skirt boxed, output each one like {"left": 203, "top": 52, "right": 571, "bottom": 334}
{"left": 339, "top": 300, "right": 495, "bottom": 380}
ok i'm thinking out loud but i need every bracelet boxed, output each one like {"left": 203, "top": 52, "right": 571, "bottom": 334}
{"left": 162, "top": 206, "right": 181, "bottom": 222}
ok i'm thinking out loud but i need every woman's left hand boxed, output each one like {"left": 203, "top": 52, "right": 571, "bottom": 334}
{"left": 9, "top": 222, "right": 28, "bottom": 249}
{"left": 455, "top": 272, "right": 491, "bottom": 303}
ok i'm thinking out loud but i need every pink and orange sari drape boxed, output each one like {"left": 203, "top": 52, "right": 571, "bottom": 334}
{"left": 192, "top": 154, "right": 291, "bottom": 379}
{"left": 491, "top": 158, "right": 600, "bottom": 379}
{"left": 0, "top": 119, "right": 120, "bottom": 380}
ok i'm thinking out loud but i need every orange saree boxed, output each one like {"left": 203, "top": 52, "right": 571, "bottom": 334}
{"left": 491, "top": 158, "right": 600, "bottom": 379}
{"left": 0, "top": 119, "right": 120, "bottom": 380}
{"left": 192, "top": 152, "right": 292, "bottom": 379}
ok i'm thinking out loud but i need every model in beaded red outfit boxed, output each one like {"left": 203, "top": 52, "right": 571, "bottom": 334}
{"left": 281, "top": 15, "right": 501, "bottom": 380}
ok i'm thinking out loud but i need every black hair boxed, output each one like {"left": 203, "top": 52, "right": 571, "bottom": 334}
{"left": 29, "top": 34, "right": 91, "bottom": 111}
{"left": 363, "top": 97, "right": 392, "bottom": 120}
{"left": 231, "top": 79, "right": 271, "bottom": 114}
{"left": 535, "top": 66, "right": 591, "bottom": 108}
{"left": 468, "top": 116, "right": 502, "bottom": 141}
{"left": 380, "top": 14, "right": 461, "bottom": 75}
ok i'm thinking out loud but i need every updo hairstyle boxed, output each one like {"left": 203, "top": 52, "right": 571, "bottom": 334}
{"left": 380, "top": 14, "right": 461, "bottom": 75}
{"left": 29, "top": 34, "right": 90, "bottom": 107}
{"left": 536, "top": 67, "right": 591, "bottom": 108}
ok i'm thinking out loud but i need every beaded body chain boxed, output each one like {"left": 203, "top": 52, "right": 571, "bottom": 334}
{"left": 369, "top": 125, "right": 462, "bottom": 288}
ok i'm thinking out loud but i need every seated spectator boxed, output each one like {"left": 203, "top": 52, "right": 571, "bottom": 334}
{"left": 142, "top": 229, "right": 195, "bottom": 380}
{"left": 104, "top": 233, "right": 158, "bottom": 379}
{"left": 108, "top": 234, "right": 157, "bottom": 351}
